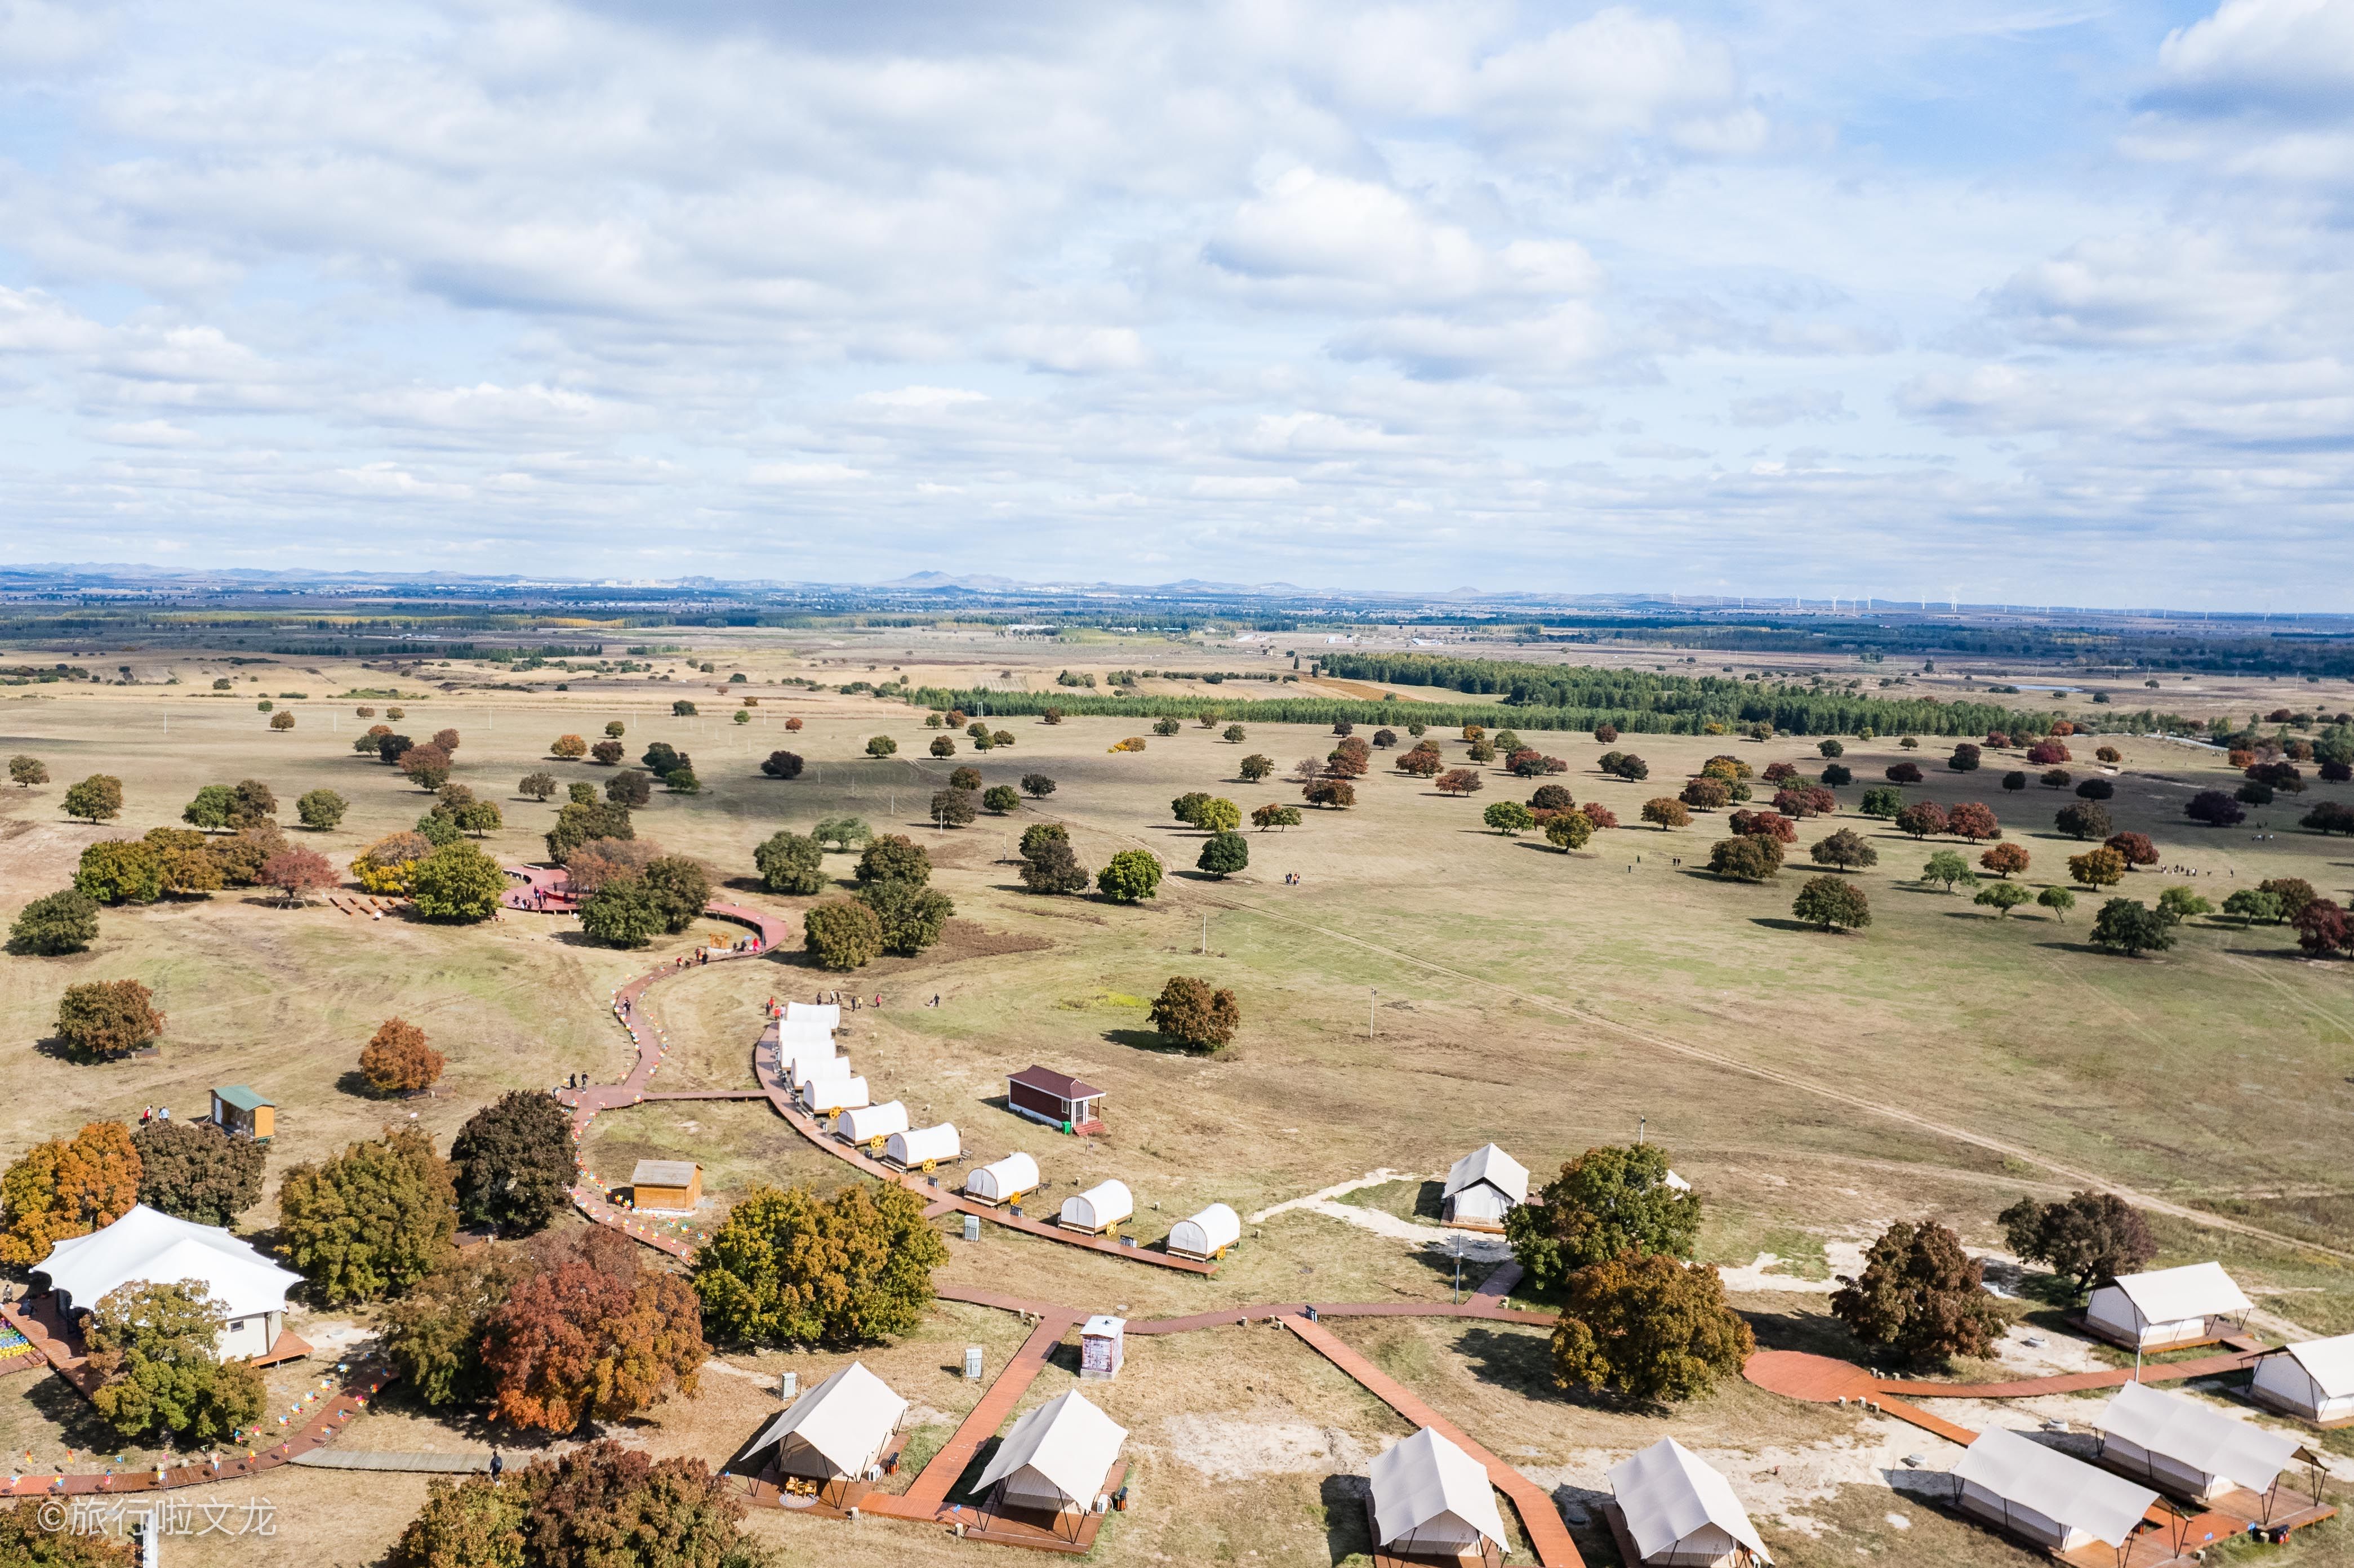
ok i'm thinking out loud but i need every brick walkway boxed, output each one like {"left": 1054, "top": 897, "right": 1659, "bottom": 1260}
{"left": 871, "top": 1308, "right": 1084, "bottom": 1522}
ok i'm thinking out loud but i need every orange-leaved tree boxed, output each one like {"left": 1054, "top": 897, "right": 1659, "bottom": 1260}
{"left": 0, "top": 1121, "right": 142, "bottom": 1265}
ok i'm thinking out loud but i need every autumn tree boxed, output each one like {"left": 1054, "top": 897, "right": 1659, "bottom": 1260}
{"left": 484, "top": 1227, "right": 707, "bottom": 1431}
{"left": 1395, "top": 746, "right": 1441, "bottom": 778}
{"left": 2068, "top": 847, "right": 2126, "bottom": 888}
{"left": 550, "top": 734, "right": 588, "bottom": 760}
{"left": 0, "top": 1121, "right": 143, "bottom": 1265}
{"left": 606, "top": 768, "right": 653, "bottom": 808}
{"left": 1831, "top": 1219, "right": 2006, "bottom": 1365}
{"left": 590, "top": 740, "right": 625, "bottom": 765}
{"left": 1641, "top": 797, "right": 1690, "bottom": 830}
{"left": 1997, "top": 1191, "right": 2156, "bottom": 1297}
{"left": 85, "top": 1280, "right": 266, "bottom": 1445}
{"left": 1436, "top": 767, "right": 1483, "bottom": 796}
{"left": 1884, "top": 761, "right": 1923, "bottom": 785}
{"left": 1545, "top": 811, "right": 1594, "bottom": 851}
{"left": 1550, "top": 1252, "right": 1754, "bottom": 1406}
{"left": 73, "top": 840, "right": 164, "bottom": 905}
{"left": 63, "top": 774, "right": 125, "bottom": 823}
{"left": 803, "top": 898, "right": 884, "bottom": 969}
{"left": 1303, "top": 777, "right": 1357, "bottom": 808}
{"left": 1773, "top": 785, "right": 1837, "bottom": 818}
{"left": 56, "top": 979, "right": 164, "bottom": 1060}
{"left": 1944, "top": 801, "right": 2000, "bottom": 841}
{"left": 277, "top": 1123, "right": 458, "bottom": 1302}
{"left": 1728, "top": 809, "right": 1796, "bottom": 845}
{"left": 1894, "top": 801, "right": 1947, "bottom": 840}
{"left": 450, "top": 1090, "right": 577, "bottom": 1233}
{"left": 382, "top": 1244, "right": 531, "bottom": 1409}
{"left": 1979, "top": 842, "right": 2030, "bottom": 878}
{"left": 262, "top": 845, "right": 337, "bottom": 905}
{"left": 1149, "top": 975, "right": 1241, "bottom": 1051}
{"left": 1252, "top": 804, "right": 1303, "bottom": 831}
{"left": 1506, "top": 1144, "right": 1698, "bottom": 1294}
{"left": 400, "top": 743, "right": 455, "bottom": 791}
{"left": 691, "top": 1181, "right": 947, "bottom": 1346}
{"left": 2294, "top": 898, "right": 2352, "bottom": 956}
{"left": 133, "top": 1118, "right": 264, "bottom": 1227}
{"left": 362, "top": 1017, "right": 446, "bottom": 1094}
{"left": 545, "top": 800, "right": 633, "bottom": 862}
{"left": 1680, "top": 776, "right": 1731, "bottom": 810}
{"left": 1809, "top": 828, "right": 1877, "bottom": 870}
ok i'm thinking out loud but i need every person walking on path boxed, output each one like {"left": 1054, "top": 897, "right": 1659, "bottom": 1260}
{"left": 490, "top": 1448, "right": 504, "bottom": 1485}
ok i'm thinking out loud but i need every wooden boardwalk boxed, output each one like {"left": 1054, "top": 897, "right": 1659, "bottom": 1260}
{"left": 861, "top": 1307, "right": 1084, "bottom": 1522}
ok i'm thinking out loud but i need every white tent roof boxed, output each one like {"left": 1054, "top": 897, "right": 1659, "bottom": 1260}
{"left": 2094, "top": 1382, "right": 2302, "bottom": 1490}
{"left": 839, "top": 1101, "right": 909, "bottom": 1142}
{"left": 1664, "top": 1168, "right": 1693, "bottom": 1192}
{"left": 1610, "top": 1437, "right": 1773, "bottom": 1564}
{"left": 742, "top": 1360, "right": 907, "bottom": 1477}
{"left": 1369, "top": 1427, "right": 1510, "bottom": 1551}
{"left": 37, "top": 1204, "right": 302, "bottom": 1321}
{"left": 1952, "top": 1426, "right": 2156, "bottom": 1548}
{"left": 2272, "top": 1334, "right": 2354, "bottom": 1398}
{"left": 888, "top": 1123, "right": 959, "bottom": 1165}
{"left": 1443, "top": 1144, "right": 1528, "bottom": 1205}
{"left": 785, "top": 1002, "right": 840, "bottom": 1028}
{"left": 977, "top": 1389, "right": 1127, "bottom": 1505}
{"left": 2110, "top": 1262, "right": 2251, "bottom": 1322}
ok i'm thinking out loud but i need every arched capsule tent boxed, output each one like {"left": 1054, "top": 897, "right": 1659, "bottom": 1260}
{"left": 965, "top": 1152, "right": 1039, "bottom": 1207}
{"left": 1167, "top": 1202, "right": 1240, "bottom": 1261}
{"left": 785, "top": 1002, "right": 840, "bottom": 1029}
{"left": 1060, "top": 1179, "right": 1133, "bottom": 1235}
{"left": 801, "top": 1075, "right": 870, "bottom": 1116}
{"left": 790, "top": 1052, "right": 852, "bottom": 1093}
{"left": 886, "top": 1122, "right": 960, "bottom": 1173}
{"left": 838, "top": 1101, "right": 909, "bottom": 1149}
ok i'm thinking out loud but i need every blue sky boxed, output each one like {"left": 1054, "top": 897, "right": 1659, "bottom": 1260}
{"left": 0, "top": 0, "right": 2347, "bottom": 604}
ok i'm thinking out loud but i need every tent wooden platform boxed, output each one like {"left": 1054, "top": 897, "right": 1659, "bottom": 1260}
{"left": 2067, "top": 1313, "right": 2263, "bottom": 1356}
{"left": 1370, "top": 1495, "right": 1505, "bottom": 1568}
{"left": 947, "top": 1460, "right": 1129, "bottom": 1555}
{"left": 1597, "top": 1500, "right": 1645, "bottom": 1568}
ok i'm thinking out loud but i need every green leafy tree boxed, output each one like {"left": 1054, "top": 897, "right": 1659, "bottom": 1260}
{"left": 1239, "top": 753, "right": 1274, "bottom": 782}
{"left": 183, "top": 783, "right": 235, "bottom": 832}
{"left": 276, "top": 1123, "right": 459, "bottom": 1303}
{"left": 759, "top": 749, "right": 804, "bottom": 779}
{"left": 9, "top": 889, "right": 100, "bottom": 955}
{"left": 2038, "top": 885, "right": 2077, "bottom": 923}
{"left": 1251, "top": 804, "right": 1303, "bottom": 831}
{"left": 2222, "top": 888, "right": 2282, "bottom": 925}
{"left": 1196, "top": 831, "right": 1249, "bottom": 878}
{"left": 1974, "top": 881, "right": 2031, "bottom": 917}
{"left": 56, "top": 978, "right": 164, "bottom": 1060}
{"left": 1921, "top": 850, "right": 1975, "bottom": 892}
{"left": 1707, "top": 835, "right": 1780, "bottom": 881}
{"left": 672, "top": 699, "right": 698, "bottom": 716}
{"left": 1018, "top": 822, "right": 1068, "bottom": 859}
{"left": 642, "top": 856, "right": 711, "bottom": 932}
{"left": 1171, "top": 791, "right": 1212, "bottom": 826}
{"left": 0, "top": 1499, "right": 136, "bottom": 1565}
{"left": 452, "top": 799, "right": 502, "bottom": 837}
{"left": 85, "top": 1281, "right": 266, "bottom": 1444}
{"left": 856, "top": 834, "right": 931, "bottom": 887}
{"left": 579, "top": 877, "right": 665, "bottom": 947}
{"left": 62, "top": 774, "right": 124, "bottom": 823}
{"left": 410, "top": 842, "right": 508, "bottom": 922}
{"left": 815, "top": 815, "right": 873, "bottom": 852}
{"left": 1196, "top": 797, "right": 1243, "bottom": 834}
{"left": 73, "top": 840, "right": 164, "bottom": 905}
{"left": 1019, "top": 773, "right": 1057, "bottom": 798}
{"left": 1148, "top": 975, "right": 1240, "bottom": 1051}
{"left": 1818, "top": 738, "right": 1845, "bottom": 758}
{"left": 803, "top": 898, "right": 884, "bottom": 969}
{"left": 415, "top": 809, "right": 464, "bottom": 848}
{"left": 133, "top": 1119, "right": 264, "bottom": 1226}
{"left": 754, "top": 830, "right": 826, "bottom": 895}
{"left": 1097, "top": 848, "right": 1164, "bottom": 902}
{"left": 1550, "top": 1251, "right": 1754, "bottom": 1406}
{"left": 296, "top": 788, "right": 348, "bottom": 830}
{"left": 982, "top": 784, "right": 1021, "bottom": 814}
{"left": 2259, "top": 876, "right": 2319, "bottom": 923}
{"left": 450, "top": 1090, "right": 576, "bottom": 1234}
{"left": 1858, "top": 785, "right": 1903, "bottom": 818}
{"left": 928, "top": 735, "right": 955, "bottom": 758}
{"left": 569, "top": 780, "right": 599, "bottom": 804}
{"left": 1830, "top": 1218, "right": 2006, "bottom": 1365}
{"left": 607, "top": 768, "right": 653, "bottom": 808}
{"left": 7, "top": 755, "right": 48, "bottom": 789}
{"left": 2156, "top": 886, "right": 2213, "bottom": 924}
{"left": 691, "top": 1182, "right": 949, "bottom": 1346}
{"left": 1483, "top": 800, "right": 1536, "bottom": 835}
{"left": 1997, "top": 1191, "right": 2156, "bottom": 1297}
{"left": 146, "top": 827, "right": 224, "bottom": 897}
{"left": 1506, "top": 1144, "right": 1698, "bottom": 1295}
{"left": 2055, "top": 800, "right": 2112, "bottom": 840}
{"left": 2091, "top": 897, "right": 2174, "bottom": 956}
{"left": 1794, "top": 875, "right": 1871, "bottom": 930}
{"left": 1223, "top": 724, "right": 1247, "bottom": 742}
{"left": 545, "top": 800, "right": 633, "bottom": 862}
{"left": 383, "top": 1245, "right": 531, "bottom": 1409}
{"left": 1808, "top": 828, "right": 1877, "bottom": 870}
{"left": 1020, "top": 838, "right": 1091, "bottom": 894}
{"left": 226, "top": 779, "right": 277, "bottom": 828}
{"left": 858, "top": 879, "right": 954, "bottom": 954}
{"left": 1545, "top": 810, "right": 1594, "bottom": 851}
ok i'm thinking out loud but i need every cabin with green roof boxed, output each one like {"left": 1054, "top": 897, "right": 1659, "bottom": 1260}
{"left": 210, "top": 1085, "right": 275, "bottom": 1141}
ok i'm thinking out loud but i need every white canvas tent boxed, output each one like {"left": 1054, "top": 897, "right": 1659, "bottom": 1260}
{"left": 801, "top": 1075, "right": 870, "bottom": 1115}
{"left": 775, "top": 1018, "right": 833, "bottom": 1048}
{"left": 1950, "top": 1426, "right": 2157, "bottom": 1553}
{"left": 2092, "top": 1382, "right": 2305, "bottom": 1503}
{"left": 1609, "top": 1437, "right": 1774, "bottom": 1565}
{"left": 838, "top": 1101, "right": 908, "bottom": 1146}
{"left": 1368, "top": 1427, "right": 1511, "bottom": 1559}
{"left": 2085, "top": 1263, "right": 2252, "bottom": 1351}
{"left": 739, "top": 1361, "right": 907, "bottom": 1489}
{"left": 966, "top": 1152, "right": 1039, "bottom": 1206}
{"left": 976, "top": 1389, "right": 1127, "bottom": 1515}
{"left": 887, "top": 1122, "right": 959, "bottom": 1169}
{"left": 1441, "top": 1144, "right": 1529, "bottom": 1228}
{"left": 789, "top": 1051, "right": 851, "bottom": 1093}
{"left": 1168, "top": 1202, "right": 1240, "bottom": 1261}
{"left": 34, "top": 1204, "right": 302, "bottom": 1361}
{"left": 786, "top": 1002, "right": 841, "bottom": 1029}
{"left": 2252, "top": 1334, "right": 2354, "bottom": 1424}
{"left": 1060, "top": 1180, "right": 1132, "bottom": 1233}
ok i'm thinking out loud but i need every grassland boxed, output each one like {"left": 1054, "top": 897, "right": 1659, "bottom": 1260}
{"left": 2, "top": 632, "right": 2351, "bottom": 1566}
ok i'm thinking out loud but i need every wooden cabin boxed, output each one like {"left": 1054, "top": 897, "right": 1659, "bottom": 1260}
{"left": 210, "top": 1085, "right": 275, "bottom": 1142}
{"left": 631, "top": 1159, "right": 702, "bottom": 1212}
{"left": 1007, "top": 1066, "right": 1105, "bottom": 1135}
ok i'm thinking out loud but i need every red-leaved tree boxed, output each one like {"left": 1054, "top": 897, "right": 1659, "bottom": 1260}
{"left": 484, "top": 1228, "right": 706, "bottom": 1432}
{"left": 1944, "top": 802, "right": 2000, "bottom": 842}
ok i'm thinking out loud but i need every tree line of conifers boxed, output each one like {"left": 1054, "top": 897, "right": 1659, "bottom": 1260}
{"left": 1494, "top": 1144, "right": 2165, "bottom": 1405}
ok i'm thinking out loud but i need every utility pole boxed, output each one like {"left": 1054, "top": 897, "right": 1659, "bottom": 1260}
{"left": 1637, "top": 1114, "right": 1646, "bottom": 1144}
{"left": 1369, "top": 988, "right": 1377, "bottom": 1039}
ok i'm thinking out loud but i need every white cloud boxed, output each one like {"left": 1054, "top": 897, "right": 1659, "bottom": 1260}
{"left": 748, "top": 461, "right": 868, "bottom": 484}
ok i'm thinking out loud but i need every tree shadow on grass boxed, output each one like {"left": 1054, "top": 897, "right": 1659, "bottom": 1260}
{"left": 1102, "top": 1027, "right": 1209, "bottom": 1058}
{"left": 1451, "top": 1324, "right": 1556, "bottom": 1398}
{"left": 2031, "top": 942, "right": 2138, "bottom": 957}
{"left": 1319, "top": 1473, "right": 1374, "bottom": 1565}
{"left": 1744, "top": 1307, "right": 1868, "bottom": 1363}
{"left": 1749, "top": 917, "right": 1820, "bottom": 933}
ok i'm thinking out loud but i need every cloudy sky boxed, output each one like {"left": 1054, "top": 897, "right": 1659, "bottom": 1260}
{"left": 0, "top": 0, "right": 2347, "bottom": 603}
